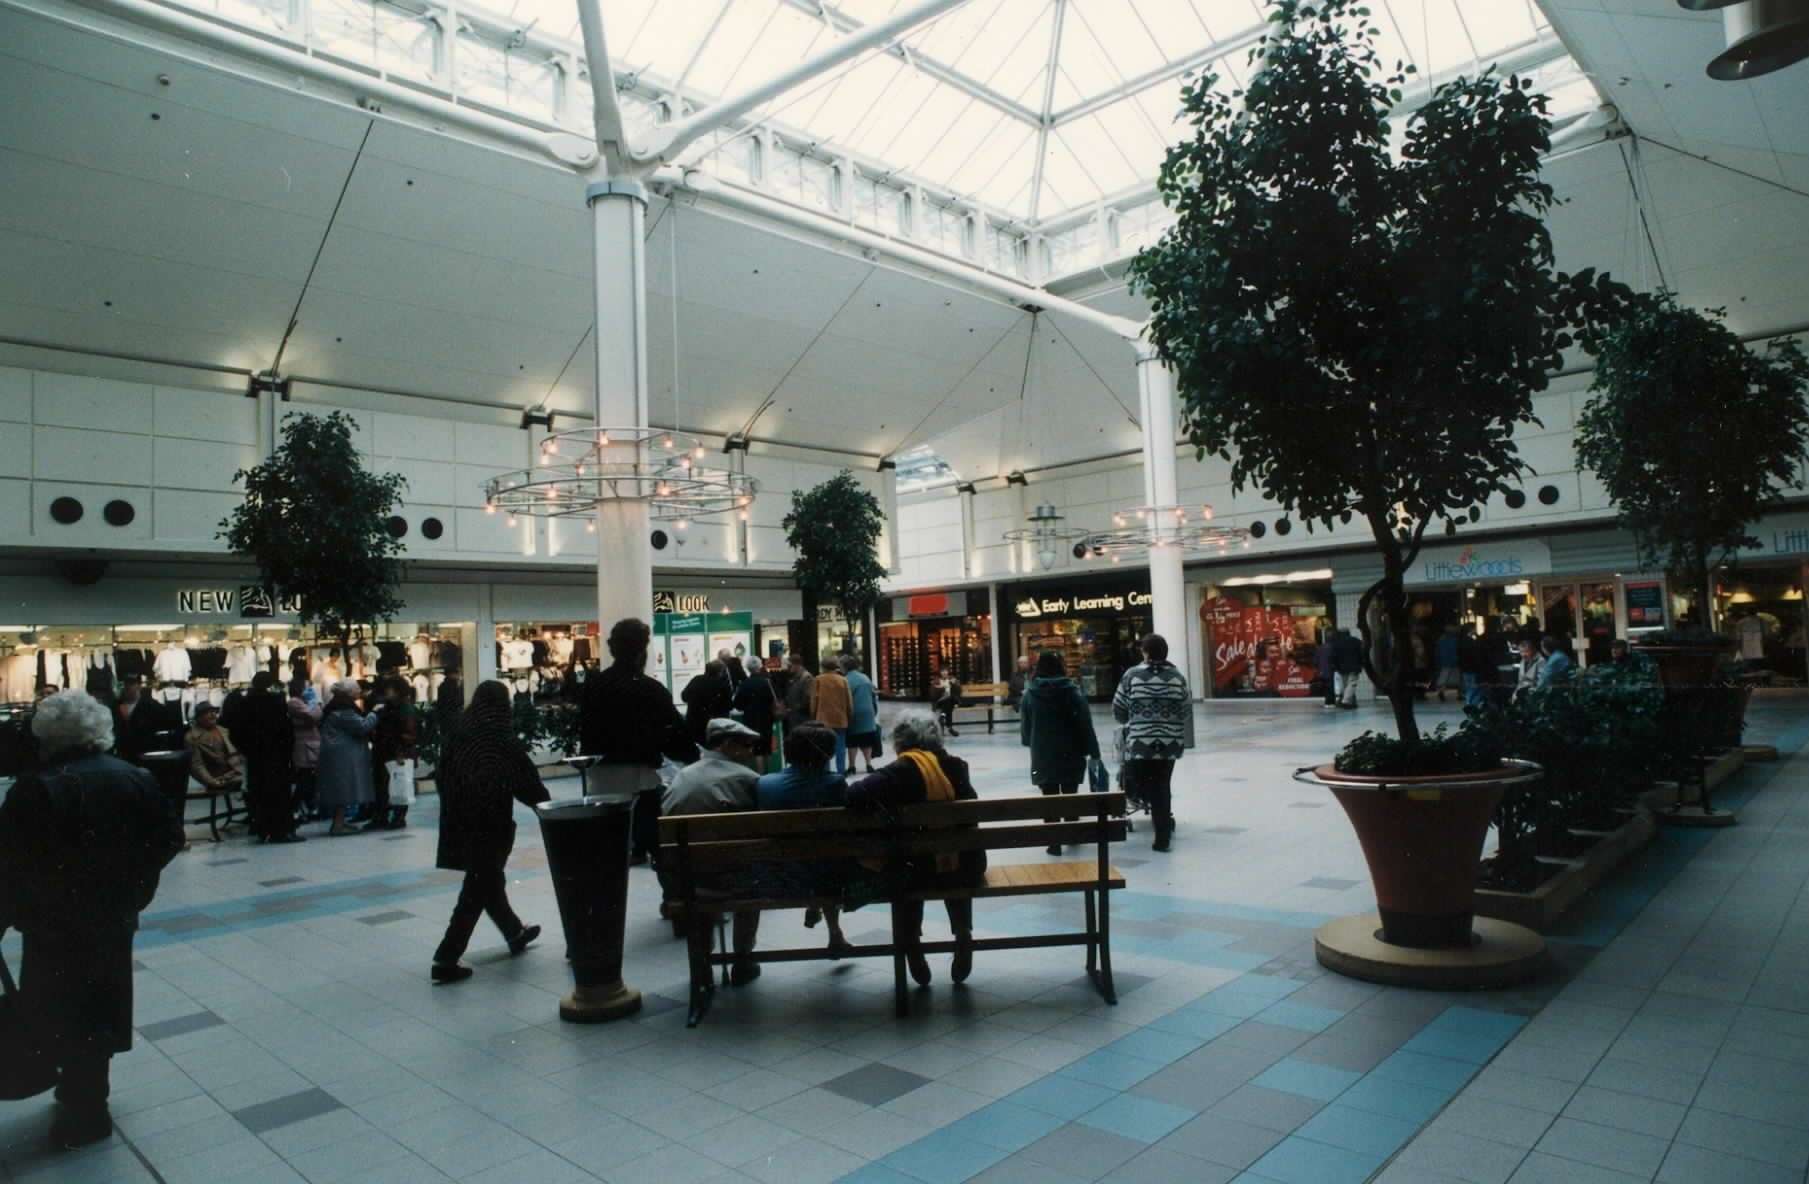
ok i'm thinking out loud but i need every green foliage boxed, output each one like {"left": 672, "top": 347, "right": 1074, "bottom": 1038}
{"left": 1334, "top": 724, "right": 1504, "bottom": 777}
{"left": 782, "top": 471, "right": 889, "bottom": 625}
{"left": 219, "top": 411, "right": 407, "bottom": 641}
{"left": 1468, "top": 663, "right": 1667, "bottom": 887}
{"left": 1128, "top": 0, "right": 1629, "bottom": 745}
{"left": 1575, "top": 295, "right": 1809, "bottom": 612}
{"left": 418, "top": 698, "right": 579, "bottom": 774}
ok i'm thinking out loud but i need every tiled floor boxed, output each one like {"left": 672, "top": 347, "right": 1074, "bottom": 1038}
{"left": 2, "top": 695, "right": 1805, "bottom": 1184}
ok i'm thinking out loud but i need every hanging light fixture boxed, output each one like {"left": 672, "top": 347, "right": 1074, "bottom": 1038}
{"left": 1680, "top": 0, "right": 1809, "bottom": 79}
{"left": 1082, "top": 503, "right": 1250, "bottom": 559}
{"left": 1003, "top": 504, "right": 1091, "bottom": 571}
{"left": 482, "top": 426, "right": 758, "bottom": 530}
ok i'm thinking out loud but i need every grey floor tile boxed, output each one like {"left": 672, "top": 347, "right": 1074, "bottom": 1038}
{"left": 1675, "top": 1106, "right": 1809, "bottom": 1170}
{"left": 1205, "top": 1084, "right": 1323, "bottom": 1133}
{"left": 1507, "top": 1150, "right": 1648, "bottom": 1183}
{"left": 1657, "top": 1142, "right": 1800, "bottom": 1184}
{"left": 1018, "top": 1123, "right": 1145, "bottom": 1178}
{"left": 1534, "top": 1117, "right": 1669, "bottom": 1178}
{"left": 1292, "top": 1033, "right": 1397, "bottom": 1074}
{"left": 1582, "top": 1057, "right": 1702, "bottom": 1106}
{"left": 232, "top": 1087, "right": 344, "bottom": 1136}
{"left": 1391, "top": 1128, "right": 1528, "bottom": 1184}
{"left": 820, "top": 1063, "right": 933, "bottom": 1106}
{"left": 355, "top": 910, "right": 416, "bottom": 925}
{"left": 1215, "top": 1020, "right": 1313, "bottom": 1057}
{"left": 1300, "top": 877, "right": 1359, "bottom": 890}
{"left": 1561, "top": 1086, "right": 1685, "bottom": 1140}
{"left": 139, "top": 1010, "right": 226, "bottom": 1043}
{"left": 1102, "top": 1145, "right": 1237, "bottom": 1184}
{"left": 1158, "top": 1111, "right": 1285, "bottom": 1169}
{"left": 970, "top": 1155, "right": 1091, "bottom": 1184}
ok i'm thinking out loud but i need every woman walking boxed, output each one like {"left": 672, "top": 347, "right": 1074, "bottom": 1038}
{"left": 316, "top": 679, "right": 380, "bottom": 836}
{"left": 1020, "top": 651, "right": 1100, "bottom": 856}
{"left": 286, "top": 678, "right": 322, "bottom": 823}
{"left": 431, "top": 681, "right": 548, "bottom": 983}
{"left": 1111, "top": 634, "right": 1190, "bottom": 852}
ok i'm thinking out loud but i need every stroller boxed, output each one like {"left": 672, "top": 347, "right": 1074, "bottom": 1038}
{"left": 1111, "top": 724, "right": 1151, "bottom": 831}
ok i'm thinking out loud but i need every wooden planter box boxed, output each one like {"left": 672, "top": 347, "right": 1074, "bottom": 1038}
{"left": 1474, "top": 809, "right": 1658, "bottom": 932}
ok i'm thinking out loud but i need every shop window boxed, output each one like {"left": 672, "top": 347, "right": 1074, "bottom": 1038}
{"left": 49, "top": 497, "right": 82, "bottom": 525}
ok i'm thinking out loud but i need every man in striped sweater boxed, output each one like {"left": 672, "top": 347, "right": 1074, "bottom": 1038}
{"left": 1112, "top": 634, "right": 1191, "bottom": 851}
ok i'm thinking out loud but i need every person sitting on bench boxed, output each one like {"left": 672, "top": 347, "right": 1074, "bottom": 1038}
{"left": 845, "top": 710, "right": 984, "bottom": 987}
{"left": 663, "top": 717, "right": 764, "bottom": 986}
{"left": 754, "top": 722, "right": 852, "bottom": 955}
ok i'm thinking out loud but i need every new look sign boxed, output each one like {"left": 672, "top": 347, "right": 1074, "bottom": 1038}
{"left": 1408, "top": 540, "right": 1551, "bottom": 586}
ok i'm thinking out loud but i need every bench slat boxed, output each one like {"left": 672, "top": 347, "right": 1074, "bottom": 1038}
{"left": 658, "top": 793, "right": 1126, "bottom": 842}
{"left": 674, "top": 820, "right": 1128, "bottom": 869}
{"left": 680, "top": 861, "right": 1126, "bottom": 910}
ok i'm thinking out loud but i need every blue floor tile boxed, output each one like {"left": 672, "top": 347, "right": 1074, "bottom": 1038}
{"left": 1293, "top": 1104, "right": 1419, "bottom": 1158}
{"left": 1246, "top": 1136, "right": 1385, "bottom": 1184}
{"left": 1399, "top": 1026, "right": 1513, "bottom": 1064}
{"left": 1148, "top": 1008, "right": 1242, "bottom": 1042}
{"left": 880, "top": 1131, "right": 1012, "bottom": 1184}
{"left": 1368, "top": 1050, "right": 1478, "bottom": 1093}
{"left": 1250, "top": 1058, "right": 1363, "bottom": 1102}
{"left": 1335, "top": 1075, "right": 1453, "bottom": 1124}
{"left": 1255, "top": 1000, "right": 1346, "bottom": 1033}
{"left": 1058, "top": 1049, "right": 1165, "bottom": 1090}
{"left": 1005, "top": 1077, "right": 1118, "bottom": 1121}
{"left": 1428, "top": 1006, "right": 1527, "bottom": 1041}
{"left": 1102, "top": 1027, "right": 1205, "bottom": 1066}
{"left": 942, "top": 1101, "right": 1066, "bottom": 1152}
{"left": 1075, "top": 1094, "right": 1197, "bottom": 1143}
{"left": 838, "top": 1166, "right": 922, "bottom": 1184}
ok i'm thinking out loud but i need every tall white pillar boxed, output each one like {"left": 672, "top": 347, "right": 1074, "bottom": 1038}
{"left": 987, "top": 580, "right": 1003, "bottom": 682}
{"left": 589, "top": 181, "right": 654, "bottom": 630}
{"left": 1136, "top": 342, "right": 1189, "bottom": 684}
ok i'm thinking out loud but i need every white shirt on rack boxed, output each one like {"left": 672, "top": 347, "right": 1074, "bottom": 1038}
{"left": 41, "top": 649, "right": 68, "bottom": 690}
{"left": 408, "top": 639, "right": 432, "bottom": 670}
{"left": 227, "top": 645, "right": 260, "bottom": 684}
{"left": 153, "top": 646, "right": 192, "bottom": 683}
{"left": 502, "top": 639, "right": 535, "bottom": 670}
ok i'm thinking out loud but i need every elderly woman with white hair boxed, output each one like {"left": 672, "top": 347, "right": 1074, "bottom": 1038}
{"left": 0, "top": 690, "right": 183, "bottom": 1149}
{"left": 845, "top": 710, "right": 985, "bottom": 989}
{"left": 316, "top": 677, "right": 383, "bottom": 836}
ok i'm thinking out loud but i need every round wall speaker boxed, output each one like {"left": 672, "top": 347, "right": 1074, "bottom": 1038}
{"left": 651, "top": 529, "right": 670, "bottom": 551}
{"left": 103, "top": 499, "right": 136, "bottom": 527}
{"left": 386, "top": 515, "right": 408, "bottom": 538}
{"left": 1504, "top": 490, "right": 1527, "bottom": 510}
{"left": 1537, "top": 485, "right": 1561, "bottom": 506}
{"left": 49, "top": 496, "right": 83, "bottom": 524}
{"left": 421, "top": 517, "right": 444, "bottom": 540}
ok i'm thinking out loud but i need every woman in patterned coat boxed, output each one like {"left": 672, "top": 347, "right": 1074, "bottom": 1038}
{"left": 1111, "top": 633, "right": 1191, "bottom": 852}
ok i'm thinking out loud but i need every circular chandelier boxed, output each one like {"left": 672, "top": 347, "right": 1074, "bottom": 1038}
{"left": 482, "top": 426, "right": 756, "bottom": 532}
{"left": 1004, "top": 504, "right": 1092, "bottom": 570}
{"left": 1082, "top": 503, "right": 1251, "bottom": 561}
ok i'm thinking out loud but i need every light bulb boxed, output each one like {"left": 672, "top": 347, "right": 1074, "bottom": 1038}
{"left": 545, "top": 486, "right": 557, "bottom": 500}
{"left": 738, "top": 510, "right": 748, "bottom": 521}
{"left": 484, "top": 502, "right": 496, "bottom": 515}
{"left": 680, "top": 456, "right": 692, "bottom": 469}
{"left": 506, "top": 516, "right": 517, "bottom": 528}
{"left": 576, "top": 464, "right": 584, "bottom": 477}
{"left": 598, "top": 431, "right": 610, "bottom": 447}
{"left": 676, "top": 518, "right": 689, "bottom": 531}
{"left": 694, "top": 446, "right": 705, "bottom": 459}
{"left": 545, "top": 440, "right": 558, "bottom": 455}
{"left": 662, "top": 436, "right": 674, "bottom": 450}
{"left": 1111, "top": 555, "right": 1120, "bottom": 564}
{"left": 586, "top": 521, "right": 595, "bottom": 533}
{"left": 1113, "top": 514, "right": 1125, "bottom": 527}
{"left": 738, "top": 496, "right": 750, "bottom": 507}
{"left": 657, "top": 483, "right": 670, "bottom": 497}
{"left": 1202, "top": 505, "right": 1213, "bottom": 520}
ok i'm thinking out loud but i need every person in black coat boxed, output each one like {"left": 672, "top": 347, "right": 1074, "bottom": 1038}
{"left": 236, "top": 672, "right": 299, "bottom": 843}
{"left": 579, "top": 619, "right": 697, "bottom": 864}
{"left": 113, "top": 679, "right": 176, "bottom": 762}
{"left": 0, "top": 691, "right": 184, "bottom": 1149}
{"left": 682, "top": 661, "right": 735, "bottom": 747}
{"left": 846, "top": 711, "right": 985, "bottom": 989}
{"left": 431, "top": 681, "right": 550, "bottom": 983}
{"left": 733, "top": 657, "right": 779, "bottom": 756}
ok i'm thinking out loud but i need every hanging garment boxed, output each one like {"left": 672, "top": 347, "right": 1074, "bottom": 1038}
{"left": 40, "top": 649, "right": 70, "bottom": 691}
{"left": 439, "top": 641, "right": 462, "bottom": 672}
{"left": 412, "top": 673, "right": 431, "bottom": 702}
{"left": 408, "top": 638, "right": 432, "bottom": 670}
{"left": 189, "top": 647, "right": 229, "bottom": 680}
{"left": 502, "top": 639, "right": 535, "bottom": 671}
{"left": 0, "top": 654, "right": 36, "bottom": 703}
{"left": 227, "top": 645, "right": 260, "bottom": 684}
{"left": 376, "top": 641, "right": 408, "bottom": 674}
{"left": 114, "top": 649, "right": 152, "bottom": 681}
{"left": 153, "top": 646, "right": 192, "bottom": 683}
{"left": 548, "top": 637, "right": 575, "bottom": 663}
{"left": 84, "top": 649, "right": 115, "bottom": 699}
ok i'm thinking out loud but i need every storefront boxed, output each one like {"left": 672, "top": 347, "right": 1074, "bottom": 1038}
{"left": 1000, "top": 575, "right": 1149, "bottom": 702}
{"left": 1715, "top": 512, "right": 1809, "bottom": 684}
{"left": 1195, "top": 569, "right": 1335, "bottom": 699}
{"left": 875, "top": 589, "right": 991, "bottom": 701}
{"left": 655, "top": 586, "right": 802, "bottom": 667}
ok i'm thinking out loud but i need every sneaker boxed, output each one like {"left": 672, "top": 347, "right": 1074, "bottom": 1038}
{"left": 508, "top": 925, "right": 542, "bottom": 956}
{"left": 951, "top": 936, "right": 973, "bottom": 985}
{"left": 49, "top": 1108, "right": 112, "bottom": 1151}
{"left": 1153, "top": 829, "right": 1172, "bottom": 853}
{"left": 729, "top": 960, "right": 762, "bottom": 987}
{"left": 906, "top": 950, "right": 932, "bottom": 986}
{"left": 431, "top": 963, "right": 473, "bottom": 984}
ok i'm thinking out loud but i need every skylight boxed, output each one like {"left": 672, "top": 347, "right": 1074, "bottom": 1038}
{"left": 163, "top": 0, "right": 1603, "bottom": 230}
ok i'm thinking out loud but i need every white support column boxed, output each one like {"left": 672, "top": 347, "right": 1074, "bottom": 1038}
{"left": 1137, "top": 341, "right": 1189, "bottom": 687}
{"left": 477, "top": 585, "right": 498, "bottom": 682}
{"left": 959, "top": 484, "right": 977, "bottom": 580}
{"left": 590, "top": 180, "right": 654, "bottom": 629}
{"left": 987, "top": 580, "right": 1003, "bottom": 683}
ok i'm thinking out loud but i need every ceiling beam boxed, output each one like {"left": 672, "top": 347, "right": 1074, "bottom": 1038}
{"left": 774, "top": 0, "right": 1041, "bottom": 129}
{"left": 1027, "top": 0, "right": 1066, "bottom": 224}
{"left": 1048, "top": 24, "right": 1267, "bottom": 129}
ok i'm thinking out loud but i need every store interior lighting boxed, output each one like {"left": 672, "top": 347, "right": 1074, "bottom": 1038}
{"left": 1222, "top": 569, "right": 1336, "bottom": 587}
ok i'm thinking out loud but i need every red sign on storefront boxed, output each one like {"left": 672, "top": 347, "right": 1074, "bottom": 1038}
{"left": 907, "top": 593, "right": 950, "bottom": 618}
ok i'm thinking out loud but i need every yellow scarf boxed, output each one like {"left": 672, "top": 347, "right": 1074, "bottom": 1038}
{"left": 896, "top": 749, "right": 960, "bottom": 872}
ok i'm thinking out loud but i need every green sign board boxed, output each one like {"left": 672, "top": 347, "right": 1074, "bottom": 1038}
{"left": 652, "top": 611, "right": 754, "bottom": 692}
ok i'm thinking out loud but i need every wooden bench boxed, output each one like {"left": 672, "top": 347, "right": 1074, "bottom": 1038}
{"left": 948, "top": 682, "right": 1021, "bottom": 734}
{"left": 659, "top": 791, "right": 1128, "bottom": 1027}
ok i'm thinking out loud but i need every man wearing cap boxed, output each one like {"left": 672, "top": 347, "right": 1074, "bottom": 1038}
{"left": 662, "top": 718, "right": 764, "bottom": 984}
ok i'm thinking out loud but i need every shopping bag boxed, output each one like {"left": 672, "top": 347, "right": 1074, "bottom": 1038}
{"left": 0, "top": 935, "right": 57, "bottom": 1101}
{"left": 1087, "top": 756, "right": 1110, "bottom": 795}
{"left": 385, "top": 760, "right": 416, "bottom": 807}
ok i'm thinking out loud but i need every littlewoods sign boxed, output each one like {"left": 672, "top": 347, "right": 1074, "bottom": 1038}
{"left": 1016, "top": 590, "right": 1152, "bottom": 618}
{"left": 1410, "top": 541, "right": 1551, "bottom": 586}
{"left": 177, "top": 586, "right": 302, "bottom": 617}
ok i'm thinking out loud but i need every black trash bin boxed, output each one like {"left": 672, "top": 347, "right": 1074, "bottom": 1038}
{"left": 536, "top": 794, "right": 642, "bottom": 1023}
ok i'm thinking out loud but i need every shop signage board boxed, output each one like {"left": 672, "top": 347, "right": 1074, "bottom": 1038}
{"left": 176, "top": 586, "right": 303, "bottom": 618}
{"left": 891, "top": 591, "right": 968, "bottom": 619}
{"left": 653, "top": 590, "right": 710, "bottom": 613}
{"left": 1012, "top": 588, "right": 1152, "bottom": 619}
{"left": 1200, "top": 597, "right": 1316, "bottom": 696}
{"left": 652, "top": 611, "right": 754, "bottom": 692}
{"left": 1624, "top": 580, "right": 1666, "bottom": 628}
{"left": 1408, "top": 540, "right": 1552, "bottom": 586}
{"left": 1739, "top": 512, "right": 1809, "bottom": 557}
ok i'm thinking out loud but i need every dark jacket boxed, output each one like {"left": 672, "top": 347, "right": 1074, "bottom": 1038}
{"left": 372, "top": 701, "right": 418, "bottom": 764}
{"left": 580, "top": 664, "right": 696, "bottom": 767}
{"left": 733, "top": 670, "right": 778, "bottom": 742}
{"left": 681, "top": 671, "right": 735, "bottom": 745}
{"left": 435, "top": 709, "right": 550, "bottom": 871}
{"left": 1331, "top": 632, "right": 1365, "bottom": 676}
{"left": 235, "top": 690, "right": 294, "bottom": 771}
{"left": 0, "top": 751, "right": 182, "bottom": 941}
{"left": 784, "top": 670, "right": 815, "bottom": 724}
{"left": 846, "top": 749, "right": 986, "bottom": 885}
{"left": 115, "top": 695, "right": 178, "bottom": 762}
{"left": 1020, "top": 676, "right": 1100, "bottom": 788}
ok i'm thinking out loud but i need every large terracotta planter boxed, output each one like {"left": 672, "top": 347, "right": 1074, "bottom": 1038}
{"left": 1302, "top": 762, "right": 1540, "bottom": 949}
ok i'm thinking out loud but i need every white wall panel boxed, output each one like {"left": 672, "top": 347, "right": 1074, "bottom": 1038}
{"left": 1516, "top": 433, "right": 1579, "bottom": 476}
{"left": 152, "top": 490, "right": 239, "bottom": 542}
{"left": 452, "top": 464, "right": 498, "bottom": 508}
{"left": 34, "top": 482, "right": 150, "bottom": 541}
{"left": 33, "top": 426, "right": 152, "bottom": 485}
{"left": 374, "top": 411, "right": 456, "bottom": 461}
{"left": 0, "top": 478, "right": 28, "bottom": 537}
{"left": 544, "top": 517, "right": 596, "bottom": 559}
{"left": 0, "top": 427, "right": 27, "bottom": 479}
{"left": 153, "top": 437, "right": 257, "bottom": 493}
{"left": 454, "top": 422, "right": 527, "bottom": 469}
{"left": 0, "top": 367, "right": 28, "bottom": 422}
{"left": 455, "top": 507, "right": 530, "bottom": 553}
{"left": 383, "top": 457, "right": 457, "bottom": 507}
{"left": 33, "top": 371, "right": 153, "bottom": 434}
{"left": 153, "top": 387, "right": 257, "bottom": 445}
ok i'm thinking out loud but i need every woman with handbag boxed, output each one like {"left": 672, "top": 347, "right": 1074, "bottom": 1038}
{"left": 0, "top": 691, "right": 184, "bottom": 1148}
{"left": 1112, "top": 634, "right": 1191, "bottom": 852}
{"left": 1019, "top": 651, "right": 1102, "bottom": 856}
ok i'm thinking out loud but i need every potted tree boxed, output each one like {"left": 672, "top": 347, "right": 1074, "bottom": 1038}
{"left": 1575, "top": 296, "right": 1809, "bottom": 681}
{"left": 1130, "top": 0, "right": 1628, "bottom": 956}
{"left": 782, "top": 471, "right": 889, "bottom": 668}
{"left": 219, "top": 410, "right": 408, "bottom": 649}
